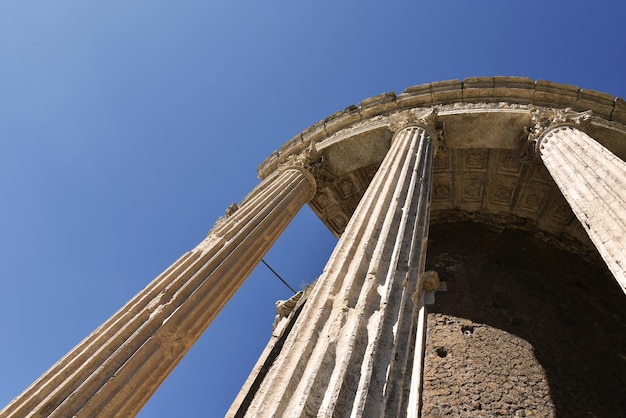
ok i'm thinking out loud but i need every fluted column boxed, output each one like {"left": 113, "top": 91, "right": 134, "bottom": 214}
{"left": 537, "top": 123, "right": 626, "bottom": 293}
{"left": 230, "top": 125, "right": 434, "bottom": 417}
{"left": 1, "top": 164, "right": 316, "bottom": 418}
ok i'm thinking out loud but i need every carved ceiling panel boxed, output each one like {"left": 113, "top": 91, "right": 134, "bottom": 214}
{"left": 309, "top": 163, "right": 380, "bottom": 236}
{"left": 310, "top": 144, "right": 596, "bottom": 259}
{"left": 280, "top": 84, "right": 625, "bottom": 261}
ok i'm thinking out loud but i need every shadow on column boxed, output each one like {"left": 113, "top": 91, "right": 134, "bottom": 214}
{"left": 421, "top": 222, "right": 626, "bottom": 417}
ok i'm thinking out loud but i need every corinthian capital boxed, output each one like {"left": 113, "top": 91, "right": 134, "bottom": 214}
{"left": 281, "top": 141, "right": 330, "bottom": 197}
{"left": 389, "top": 109, "right": 446, "bottom": 153}
{"left": 523, "top": 106, "right": 593, "bottom": 156}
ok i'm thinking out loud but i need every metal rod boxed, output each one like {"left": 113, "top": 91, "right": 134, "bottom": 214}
{"left": 261, "top": 259, "right": 297, "bottom": 294}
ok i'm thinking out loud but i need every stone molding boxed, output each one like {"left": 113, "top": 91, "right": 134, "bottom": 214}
{"left": 271, "top": 88, "right": 625, "bottom": 261}
{"left": 258, "top": 77, "right": 625, "bottom": 179}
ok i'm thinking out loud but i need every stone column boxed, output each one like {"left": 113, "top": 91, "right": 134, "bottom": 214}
{"left": 532, "top": 113, "right": 626, "bottom": 293}
{"left": 229, "top": 125, "right": 434, "bottom": 417}
{"left": 1, "top": 163, "right": 316, "bottom": 418}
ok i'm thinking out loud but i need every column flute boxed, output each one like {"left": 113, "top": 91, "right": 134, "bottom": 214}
{"left": 230, "top": 122, "right": 435, "bottom": 417}
{"left": 530, "top": 108, "right": 626, "bottom": 293}
{"left": 1, "top": 157, "right": 316, "bottom": 418}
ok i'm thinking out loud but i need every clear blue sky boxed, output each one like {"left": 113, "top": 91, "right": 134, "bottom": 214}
{"left": 1, "top": 1, "right": 624, "bottom": 416}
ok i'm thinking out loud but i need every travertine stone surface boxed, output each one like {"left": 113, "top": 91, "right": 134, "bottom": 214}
{"left": 259, "top": 79, "right": 626, "bottom": 262}
{"left": 5, "top": 79, "right": 626, "bottom": 417}
{"left": 538, "top": 125, "right": 626, "bottom": 292}
{"left": 259, "top": 77, "right": 626, "bottom": 181}
{"left": 228, "top": 126, "right": 434, "bottom": 417}
{"left": 0, "top": 166, "right": 314, "bottom": 418}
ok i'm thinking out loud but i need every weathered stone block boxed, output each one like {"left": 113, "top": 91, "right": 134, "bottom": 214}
{"left": 359, "top": 92, "right": 397, "bottom": 119}
{"left": 323, "top": 106, "right": 362, "bottom": 137}
{"left": 299, "top": 119, "right": 327, "bottom": 144}
{"left": 397, "top": 84, "right": 433, "bottom": 108}
{"left": 431, "top": 80, "right": 463, "bottom": 104}
{"left": 463, "top": 76, "right": 495, "bottom": 102}
{"left": 576, "top": 89, "right": 615, "bottom": 118}
{"left": 612, "top": 97, "right": 626, "bottom": 125}
{"left": 534, "top": 80, "right": 579, "bottom": 107}
{"left": 493, "top": 76, "right": 535, "bottom": 103}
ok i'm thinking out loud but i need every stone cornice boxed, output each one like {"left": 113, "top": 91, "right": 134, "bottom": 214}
{"left": 255, "top": 78, "right": 625, "bottom": 264}
{"left": 258, "top": 77, "right": 626, "bottom": 179}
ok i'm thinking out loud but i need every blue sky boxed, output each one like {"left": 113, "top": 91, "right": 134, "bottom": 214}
{"left": 1, "top": 1, "right": 625, "bottom": 417}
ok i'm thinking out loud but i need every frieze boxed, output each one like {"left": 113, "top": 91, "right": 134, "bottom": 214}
{"left": 270, "top": 99, "right": 618, "bottom": 263}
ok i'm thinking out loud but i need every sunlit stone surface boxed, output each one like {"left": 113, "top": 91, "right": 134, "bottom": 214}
{"left": 3, "top": 78, "right": 626, "bottom": 417}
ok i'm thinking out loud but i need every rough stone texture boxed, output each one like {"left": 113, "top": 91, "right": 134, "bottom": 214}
{"left": 422, "top": 223, "right": 626, "bottom": 417}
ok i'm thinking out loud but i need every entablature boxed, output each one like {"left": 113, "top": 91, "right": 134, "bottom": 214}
{"left": 257, "top": 78, "right": 626, "bottom": 264}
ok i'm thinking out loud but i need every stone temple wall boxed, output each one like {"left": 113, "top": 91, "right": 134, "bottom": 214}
{"left": 421, "top": 223, "right": 626, "bottom": 417}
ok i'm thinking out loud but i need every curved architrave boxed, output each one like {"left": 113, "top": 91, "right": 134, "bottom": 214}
{"left": 268, "top": 79, "right": 625, "bottom": 268}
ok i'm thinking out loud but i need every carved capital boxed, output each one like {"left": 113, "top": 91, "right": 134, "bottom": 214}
{"left": 523, "top": 106, "right": 592, "bottom": 157}
{"left": 389, "top": 109, "right": 446, "bottom": 154}
{"left": 280, "top": 141, "right": 333, "bottom": 198}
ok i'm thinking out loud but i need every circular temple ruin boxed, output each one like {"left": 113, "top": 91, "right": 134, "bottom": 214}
{"left": 3, "top": 77, "right": 626, "bottom": 417}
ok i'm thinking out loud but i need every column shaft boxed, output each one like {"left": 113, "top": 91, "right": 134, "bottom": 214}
{"left": 1, "top": 167, "right": 314, "bottom": 418}
{"left": 539, "top": 125, "right": 626, "bottom": 293}
{"left": 230, "top": 126, "right": 434, "bottom": 417}
{"left": 406, "top": 292, "right": 427, "bottom": 418}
